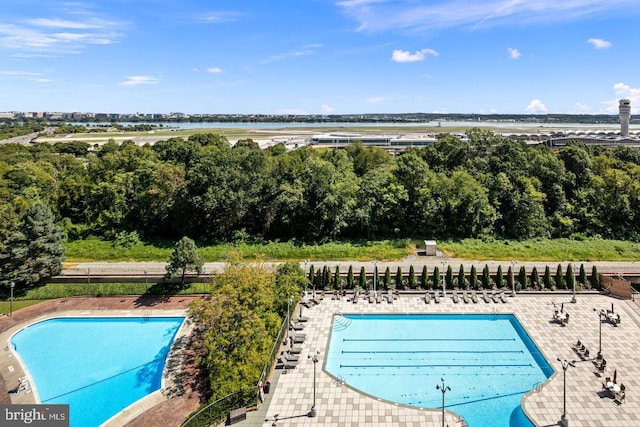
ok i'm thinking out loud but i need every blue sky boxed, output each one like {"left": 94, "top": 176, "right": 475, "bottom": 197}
{"left": 1, "top": 0, "right": 640, "bottom": 115}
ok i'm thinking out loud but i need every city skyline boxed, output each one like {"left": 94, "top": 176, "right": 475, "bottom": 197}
{"left": 1, "top": 1, "right": 640, "bottom": 115}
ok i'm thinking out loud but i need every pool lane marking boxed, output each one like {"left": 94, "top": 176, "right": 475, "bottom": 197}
{"left": 343, "top": 338, "right": 516, "bottom": 342}
{"left": 342, "top": 350, "right": 524, "bottom": 354}
{"left": 339, "top": 363, "right": 534, "bottom": 368}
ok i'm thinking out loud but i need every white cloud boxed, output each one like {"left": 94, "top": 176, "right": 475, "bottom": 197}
{"left": 606, "top": 82, "right": 640, "bottom": 113}
{"left": 391, "top": 48, "right": 438, "bottom": 63}
{"left": 526, "top": 99, "right": 547, "bottom": 113}
{"left": 30, "top": 78, "right": 53, "bottom": 83}
{"left": 119, "top": 75, "right": 160, "bottom": 86}
{"left": 587, "top": 38, "right": 612, "bottom": 49}
{"left": 198, "top": 12, "right": 241, "bottom": 24}
{"left": 321, "top": 104, "right": 336, "bottom": 115}
{"left": 0, "top": 9, "right": 125, "bottom": 54}
{"left": 207, "top": 67, "right": 223, "bottom": 73}
{"left": 0, "top": 70, "right": 41, "bottom": 76}
{"left": 507, "top": 47, "right": 521, "bottom": 59}
{"left": 337, "top": 1, "right": 639, "bottom": 33}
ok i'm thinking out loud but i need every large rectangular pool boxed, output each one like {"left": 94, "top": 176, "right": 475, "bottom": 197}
{"left": 325, "top": 313, "right": 553, "bottom": 427}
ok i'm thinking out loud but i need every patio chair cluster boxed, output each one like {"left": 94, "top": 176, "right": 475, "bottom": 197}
{"left": 553, "top": 305, "right": 570, "bottom": 326}
{"left": 349, "top": 289, "right": 395, "bottom": 304}
{"left": 572, "top": 339, "right": 590, "bottom": 360}
{"left": 600, "top": 370, "right": 626, "bottom": 404}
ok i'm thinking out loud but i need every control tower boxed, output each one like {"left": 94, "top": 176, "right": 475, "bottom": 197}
{"left": 619, "top": 99, "right": 631, "bottom": 137}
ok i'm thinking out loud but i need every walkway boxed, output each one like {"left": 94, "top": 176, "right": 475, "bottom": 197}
{"left": 242, "top": 292, "right": 640, "bottom": 426}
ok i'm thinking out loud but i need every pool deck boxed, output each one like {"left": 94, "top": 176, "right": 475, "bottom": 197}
{"left": 245, "top": 292, "right": 640, "bottom": 427}
{"left": 0, "top": 296, "right": 203, "bottom": 427}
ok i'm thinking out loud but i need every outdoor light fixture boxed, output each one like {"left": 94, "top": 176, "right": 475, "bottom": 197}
{"left": 557, "top": 358, "right": 576, "bottom": 427}
{"left": 309, "top": 350, "right": 320, "bottom": 417}
{"left": 9, "top": 281, "right": 15, "bottom": 317}
{"left": 436, "top": 377, "right": 451, "bottom": 427}
{"left": 511, "top": 261, "right": 518, "bottom": 297}
{"left": 372, "top": 260, "right": 378, "bottom": 297}
{"left": 440, "top": 260, "right": 446, "bottom": 296}
{"left": 594, "top": 308, "right": 605, "bottom": 360}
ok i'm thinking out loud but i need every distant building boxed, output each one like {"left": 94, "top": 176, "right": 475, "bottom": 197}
{"left": 619, "top": 99, "right": 631, "bottom": 137}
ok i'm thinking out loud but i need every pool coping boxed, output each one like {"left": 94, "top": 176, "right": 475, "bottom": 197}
{"left": 0, "top": 309, "right": 191, "bottom": 426}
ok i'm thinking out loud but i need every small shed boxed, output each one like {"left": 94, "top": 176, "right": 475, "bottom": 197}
{"left": 424, "top": 240, "right": 437, "bottom": 256}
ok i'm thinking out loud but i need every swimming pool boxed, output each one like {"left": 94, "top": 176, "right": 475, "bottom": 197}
{"left": 11, "top": 316, "right": 185, "bottom": 427}
{"left": 325, "top": 314, "right": 553, "bottom": 427}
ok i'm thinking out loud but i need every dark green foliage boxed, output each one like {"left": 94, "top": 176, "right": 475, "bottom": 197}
{"left": 518, "top": 266, "right": 528, "bottom": 290}
{"left": 578, "top": 264, "right": 587, "bottom": 287}
{"left": 347, "top": 265, "right": 354, "bottom": 289}
{"left": 358, "top": 266, "right": 366, "bottom": 289}
{"left": 456, "top": 264, "right": 465, "bottom": 289}
{"left": 165, "top": 236, "right": 203, "bottom": 285}
{"left": 445, "top": 265, "right": 453, "bottom": 289}
{"left": 384, "top": 267, "right": 391, "bottom": 290}
{"left": 555, "top": 264, "right": 565, "bottom": 289}
{"left": 469, "top": 265, "right": 478, "bottom": 290}
{"left": 0, "top": 203, "right": 65, "bottom": 287}
{"left": 496, "top": 265, "right": 504, "bottom": 288}
{"left": 543, "top": 266, "right": 553, "bottom": 289}
{"left": 530, "top": 267, "right": 540, "bottom": 289}
{"left": 408, "top": 265, "right": 416, "bottom": 289}
{"left": 333, "top": 266, "right": 341, "bottom": 290}
{"left": 590, "top": 265, "right": 600, "bottom": 289}
{"left": 322, "top": 265, "right": 330, "bottom": 290}
{"left": 432, "top": 266, "right": 440, "bottom": 289}
{"left": 395, "top": 266, "right": 403, "bottom": 289}
{"left": 565, "top": 264, "right": 575, "bottom": 292}
{"left": 307, "top": 264, "right": 315, "bottom": 284}
{"left": 420, "top": 265, "right": 428, "bottom": 289}
{"left": 482, "top": 264, "right": 491, "bottom": 289}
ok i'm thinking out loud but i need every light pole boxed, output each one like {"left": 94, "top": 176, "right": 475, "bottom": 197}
{"left": 436, "top": 377, "right": 451, "bottom": 427}
{"left": 594, "top": 308, "right": 605, "bottom": 360}
{"left": 9, "top": 281, "right": 15, "bottom": 317}
{"left": 287, "top": 295, "right": 292, "bottom": 330}
{"left": 510, "top": 261, "right": 517, "bottom": 297}
{"left": 440, "top": 261, "right": 446, "bottom": 297}
{"left": 557, "top": 358, "right": 576, "bottom": 427}
{"left": 144, "top": 267, "right": 148, "bottom": 292}
{"left": 86, "top": 268, "right": 90, "bottom": 298}
{"left": 372, "top": 260, "right": 378, "bottom": 297}
{"left": 308, "top": 350, "right": 320, "bottom": 417}
{"left": 571, "top": 264, "right": 577, "bottom": 303}
{"left": 304, "top": 260, "right": 309, "bottom": 295}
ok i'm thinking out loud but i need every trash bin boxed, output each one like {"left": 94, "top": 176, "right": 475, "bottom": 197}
{"left": 264, "top": 381, "right": 271, "bottom": 394}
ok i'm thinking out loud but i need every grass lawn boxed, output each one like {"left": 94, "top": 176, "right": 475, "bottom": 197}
{"left": 63, "top": 237, "right": 640, "bottom": 263}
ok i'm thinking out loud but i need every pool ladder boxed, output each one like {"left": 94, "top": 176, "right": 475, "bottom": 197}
{"left": 333, "top": 311, "right": 352, "bottom": 330}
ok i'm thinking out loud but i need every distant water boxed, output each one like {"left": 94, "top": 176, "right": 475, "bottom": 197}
{"left": 74, "top": 121, "right": 638, "bottom": 131}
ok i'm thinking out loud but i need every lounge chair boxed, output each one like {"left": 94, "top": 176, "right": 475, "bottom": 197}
{"left": 491, "top": 292, "right": 499, "bottom": 303}
{"left": 288, "top": 346, "right": 303, "bottom": 354}
{"left": 279, "top": 351, "right": 299, "bottom": 362}
{"left": 291, "top": 333, "right": 306, "bottom": 344}
{"left": 499, "top": 292, "right": 507, "bottom": 303}
{"left": 393, "top": 289, "right": 399, "bottom": 300}
{"left": 376, "top": 294, "right": 382, "bottom": 304}
{"left": 276, "top": 360, "right": 298, "bottom": 370}
{"left": 596, "top": 358, "right": 606, "bottom": 374}
{"left": 434, "top": 291, "right": 441, "bottom": 304}
{"left": 471, "top": 290, "right": 479, "bottom": 303}
{"left": 368, "top": 293, "right": 375, "bottom": 303}
{"left": 385, "top": 291, "right": 393, "bottom": 304}
{"left": 462, "top": 290, "right": 470, "bottom": 304}
{"left": 482, "top": 291, "right": 490, "bottom": 303}
{"left": 294, "top": 316, "right": 309, "bottom": 323}
{"left": 580, "top": 349, "right": 590, "bottom": 361}
{"left": 573, "top": 339, "right": 582, "bottom": 351}
{"left": 290, "top": 322, "right": 305, "bottom": 331}
{"left": 353, "top": 293, "right": 359, "bottom": 303}
{"left": 424, "top": 292, "right": 431, "bottom": 304}
{"left": 452, "top": 290, "right": 460, "bottom": 303}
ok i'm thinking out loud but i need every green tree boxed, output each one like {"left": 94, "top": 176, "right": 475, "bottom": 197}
{"left": 164, "top": 236, "right": 204, "bottom": 285}
{"left": 408, "top": 265, "right": 416, "bottom": 289}
{"left": 395, "top": 266, "right": 403, "bottom": 289}
{"left": 495, "top": 265, "right": 504, "bottom": 289}
{"left": 347, "top": 265, "right": 354, "bottom": 289}
{"left": 543, "top": 266, "right": 553, "bottom": 290}
{"left": 578, "top": 264, "right": 587, "bottom": 288}
{"left": 445, "top": 265, "right": 453, "bottom": 289}
{"left": 358, "top": 266, "right": 366, "bottom": 289}
{"left": 530, "top": 267, "right": 540, "bottom": 289}
{"left": 420, "top": 265, "right": 428, "bottom": 289}
{"left": 555, "top": 264, "right": 565, "bottom": 290}
{"left": 565, "top": 264, "right": 575, "bottom": 293}
{"left": 518, "top": 266, "right": 528, "bottom": 290}
{"left": 333, "top": 266, "right": 341, "bottom": 291}
{"left": 457, "top": 264, "right": 465, "bottom": 289}
{"left": 0, "top": 203, "right": 65, "bottom": 287}
{"left": 590, "top": 265, "right": 600, "bottom": 289}
{"left": 384, "top": 267, "right": 392, "bottom": 290}
{"left": 482, "top": 264, "right": 491, "bottom": 289}
{"left": 432, "top": 266, "right": 440, "bottom": 289}
{"left": 469, "top": 265, "right": 478, "bottom": 290}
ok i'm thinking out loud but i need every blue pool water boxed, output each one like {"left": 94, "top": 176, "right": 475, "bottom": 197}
{"left": 11, "top": 317, "right": 184, "bottom": 427}
{"left": 325, "top": 314, "right": 553, "bottom": 427}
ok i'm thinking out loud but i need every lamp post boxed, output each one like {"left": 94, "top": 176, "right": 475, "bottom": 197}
{"left": 86, "top": 268, "right": 90, "bottom": 298}
{"left": 440, "top": 260, "right": 446, "bottom": 297}
{"left": 308, "top": 351, "right": 320, "bottom": 417}
{"left": 594, "top": 308, "right": 605, "bottom": 360}
{"left": 287, "top": 295, "right": 292, "bottom": 330}
{"left": 436, "top": 377, "right": 451, "bottom": 427}
{"left": 557, "top": 358, "right": 576, "bottom": 427}
{"left": 571, "top": 264, "right": 577, "bottom": 303}
{"left": 372, "top": 260, "right": 378, "bottom": 297}
{"left": 510, "top": 261, "right": 517, "bottom": 297}
{"left": 144, "top": 267, "right": 148, "bottom": 292}
{"left": 9, "top": 281, "right": 15, "bottom": 317}
{"left": 304, "top": 260, "right": 309, "bottom": 295}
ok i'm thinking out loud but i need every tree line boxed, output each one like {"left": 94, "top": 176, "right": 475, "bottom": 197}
{"left": 1, "top": 129, "right": 640, "bottom": 248}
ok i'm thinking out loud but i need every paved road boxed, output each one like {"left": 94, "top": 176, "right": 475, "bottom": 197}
{"left": 61, "top": 257, "right": 640, "bottom": 278}
{"left": 0, "top": 132, "right": 40, "bottom": 145}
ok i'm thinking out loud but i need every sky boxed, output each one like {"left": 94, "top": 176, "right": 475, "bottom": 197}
{"left": 1, "top": 0, "right": 640, "bottom": 115}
